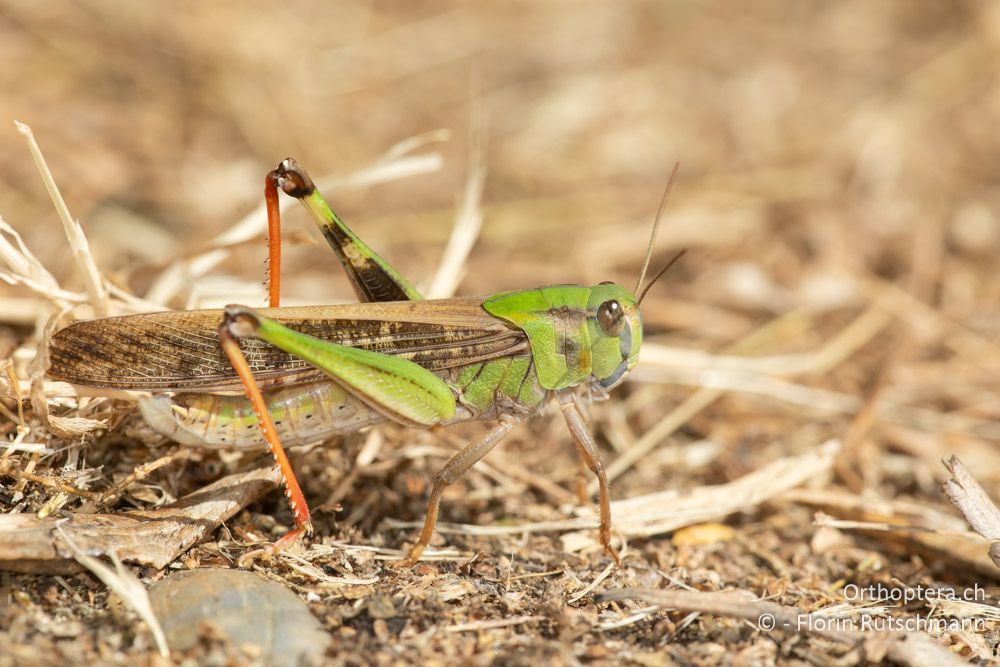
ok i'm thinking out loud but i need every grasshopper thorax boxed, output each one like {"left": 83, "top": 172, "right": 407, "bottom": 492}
{"left": 482, "top": 283, "right": 642, "bottom": 391}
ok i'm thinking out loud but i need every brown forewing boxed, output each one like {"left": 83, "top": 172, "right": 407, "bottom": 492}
{"left": 49, "top": 297, "right": 528, "bottom": 391}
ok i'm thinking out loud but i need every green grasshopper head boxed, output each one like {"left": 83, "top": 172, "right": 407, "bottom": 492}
{"left": 482, "top": 283, "right": 643, "bottom": 391}
{"left": 586, "top": 282, "right": 643, "bottom": 389}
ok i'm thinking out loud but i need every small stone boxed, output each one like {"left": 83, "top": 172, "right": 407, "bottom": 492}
{"left": 149, "top": 569, "right": 329, "bottom": 667}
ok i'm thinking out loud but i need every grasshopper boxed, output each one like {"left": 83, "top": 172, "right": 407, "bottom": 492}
{"left": 48, "top": 159, "right": 673, "bottom": 565}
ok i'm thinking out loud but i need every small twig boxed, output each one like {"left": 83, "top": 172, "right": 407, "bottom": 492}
{"left": 446, "top": 615, "right": 545, "bottom": 633}
{"left": 941, "top": 455, "right": 1000, "bottom": 570}
{"left": 566, "top": 559, "right": 616, "bottom": 604}
{"left": 812, "top": 514, "right": 984, "bottom": 542}
{"left": 275, "top": 552, "right": 379, "bottom": 586}
{"left": 0, "top": 466, "right": 102, "bottom": 500}
{"left": 97, "top": 449, "right": 193, "bottom": 507}
{"left": 0, "top": 442, "right": 51, "bottom": 454}
{"left": 598, "top": 605, "right": 662, "bottom": 630}
{"left": 505, "top": 568, "right": 564, "bottom": 582}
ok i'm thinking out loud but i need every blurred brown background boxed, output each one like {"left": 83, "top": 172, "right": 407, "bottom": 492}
{"left": 3, "top": 1, "right": 997, "bottom": 314}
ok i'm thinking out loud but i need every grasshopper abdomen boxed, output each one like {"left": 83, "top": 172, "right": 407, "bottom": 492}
{"left": 138, "top": 381, "right": 386, "bottom": 449}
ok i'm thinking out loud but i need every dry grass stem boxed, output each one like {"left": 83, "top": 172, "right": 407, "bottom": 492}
{"left": 425, "top": 124, "right": 486, "bottom": 299}
{"left": 54, "top": 524, "right": 169, "bottom": 658}
{"left": 14, "top": 122, "right": 109, "bottom": 317}
{"left": 445, "top": 615, "right": 545, "bottom": 633}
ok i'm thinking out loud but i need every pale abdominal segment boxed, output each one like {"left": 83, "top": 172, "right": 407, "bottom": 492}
{"left": 139, "top": 381, "right": 386, "bottom": 449}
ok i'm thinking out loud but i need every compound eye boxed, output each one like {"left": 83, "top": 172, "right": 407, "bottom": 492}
{"left": 597, "top": 300, "right": 624, "bottom": 336}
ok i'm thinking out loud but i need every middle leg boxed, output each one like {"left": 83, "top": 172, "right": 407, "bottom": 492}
{"left": 400, "top": 415, "right": 522, "bottom": 565}
{"left": 558, "top": 390, "right": 620, "bottom": 565}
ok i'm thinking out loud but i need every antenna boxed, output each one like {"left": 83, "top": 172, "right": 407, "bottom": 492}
{"left": 637, "top": 249, "right": 685, "bottom": 304}
{"left": 634, "top": 161, "right": 680, "bottom": 296}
